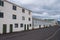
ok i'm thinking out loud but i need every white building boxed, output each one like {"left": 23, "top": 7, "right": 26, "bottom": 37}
{"left": 0, "top": 0, "right": 32, "bottom": 34}
{"left": 32, "top": 17, "right": 58, "bottom": 29}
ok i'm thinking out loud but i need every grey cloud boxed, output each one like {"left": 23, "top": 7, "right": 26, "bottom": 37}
{"left": 9, "top": 0, "right": 60, "bottom": 20}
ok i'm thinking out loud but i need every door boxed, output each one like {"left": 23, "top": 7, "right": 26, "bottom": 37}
{"left": 3, "top": 24, "right": 7, "bottom": 34}
{"left": 27, "top": 24, "right": 29, "bottom": 30}
{"left": 39, "top": 25, "right": 41, "bottom": 28}
{"left": 10, "top": 24, "right": 13, "bottom": 33}
{"left": 24, "top": 24, "right": 26, "bottom": 31}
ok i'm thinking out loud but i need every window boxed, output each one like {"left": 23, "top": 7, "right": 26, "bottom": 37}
{"left": 0, "top": 0, "right": 4, "bottom": 6}
{"left": 15, "top": 24, "right": 18, "bottom": 28}
{"left": 30, "top": 24, "right": 31, "bottom": 27}
{"left": 22, "top": 9, "right": 25, "bottom": 13}
{"left": 13, "top": 15, "right": 16, "bottom": 19}
{"left": 29, "top": 11, "right": 31, "bottom": 15}
{"left": 22, "top": 16, "right": 25, "bottom": 20}
{"left": 13, "top": 5, "right": 16, "bottom": 10}
{"left": 20, "top": 23, "right": 23, "bottom": 27}
{"left": 0, "top": 12, "right": 4, "bottom": 18}
{"left": 28, "top": 18, "right": 31, "bottom": 21}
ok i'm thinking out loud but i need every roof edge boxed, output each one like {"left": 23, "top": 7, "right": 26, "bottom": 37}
{"left": 2, "top": 0, "right": 32, "bottom": 12}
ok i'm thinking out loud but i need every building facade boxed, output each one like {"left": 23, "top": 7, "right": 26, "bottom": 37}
{"left": 32, "top": 17, "right": 57, "bottom": 29}
{"left": 0, "top": 0, "right": 32, "bottom": 34}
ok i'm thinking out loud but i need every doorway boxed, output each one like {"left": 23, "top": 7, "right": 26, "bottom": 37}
{"left": 3, "top": 24, "right": 7, "bottom": 34}
{"left": 27, "top": 24, "right": 29, "bottom": 30}
{"left": 24, "top": 24, "right": 26, "bottom": 31}
{"left": 10, "top": 24, "right": 13, "bottom": 33}
{"left": 39, "top": 25, "right": 41, "bottom": 28}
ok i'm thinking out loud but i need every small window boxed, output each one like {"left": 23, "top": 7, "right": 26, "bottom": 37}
{"left": 15, "top": 24, "right": 18, "bottom": 28}
{"left": 22, "top": 16, "right": 25, "bottom": 20}
{"left": 28, "top": 18, "right": 31, "bottom": 21}
{"left": 0, "top": 12, "right": 4, "bottom": 18}
{"left": 0, "top": 0, "right": 4, "bottom": 6}
{"left": 13, "top": 5, "right": 16, "bottom": 10}
{"left": 29, "top": 11, "right": 31, "bottom": 15}
{"left": 13, "top": 15, "right": 16, "bottom": 19}
{"left": 22, "top": 9, "right": 25, "bottom": 13}
{"left": 30, "top": 24, "right": 31, "bottom": 27}
{"left": 20, "top": 23, "right": 23, "bottom": 27}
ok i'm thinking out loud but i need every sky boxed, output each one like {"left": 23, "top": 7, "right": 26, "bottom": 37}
{"left": 8, "top": 0, "right": 60, "bottom": 21}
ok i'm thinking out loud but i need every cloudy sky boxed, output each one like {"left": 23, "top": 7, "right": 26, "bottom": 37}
{"left": 8, "top": 0, "right": 60, "bottom": 21}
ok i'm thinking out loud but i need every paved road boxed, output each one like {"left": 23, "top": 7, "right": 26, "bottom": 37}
{"left": 48, "top": 29, "right": 60, "bottom": 40}
{"left": 0, "top": 26, "right": 60, "bottom": 40}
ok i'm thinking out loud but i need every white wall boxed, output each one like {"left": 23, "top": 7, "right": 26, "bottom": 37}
{"left": 32, "top": 18, "right": 57, "bottom": 29}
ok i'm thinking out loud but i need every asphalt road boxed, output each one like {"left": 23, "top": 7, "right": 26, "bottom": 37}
{"left": 48, "top": 28, "right": 60, "bottom": 40}
{"left": 0, "top": 26, "right": 60, "bottom": 40}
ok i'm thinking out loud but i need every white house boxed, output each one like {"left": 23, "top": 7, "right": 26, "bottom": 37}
{"left": 0, "top": 0, "right": 32, "bottom": 34}
{"left": 32, "top": 17, "right": 58, "bottom": 29}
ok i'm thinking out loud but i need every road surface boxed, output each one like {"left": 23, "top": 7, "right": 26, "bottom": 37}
{"left": 0, "top": 26, "right": 60, "bottom": 40}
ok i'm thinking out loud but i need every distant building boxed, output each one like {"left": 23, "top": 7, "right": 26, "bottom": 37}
{"left": 0, "top": 0, "right": 32, "bottom": 34}
{"left": 57, "top": 21, "right": 60, "bottom": 25}
{"left": 32, "top": 17, "right": 57, "bottom": 29}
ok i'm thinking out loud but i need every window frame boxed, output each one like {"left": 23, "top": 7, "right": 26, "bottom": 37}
{"left": 30, "top": 24, "right": 31, "bottom": 27}
{"left": 13, "top": 15, "right": 17, "bottom": 19}
{"left": 13, "top": 5, "right": 17, "bottom": 10}
{"left": 22, "top": 16, "right": 25, "bottom": 20}
{"left": 28, "top": 18, "right": 31, "bottom": 21}
{"left": 0, "top": 12, "right": 4, "bottom": 18}
{"left": 20, "top": 23, "right": 23, "bottom": 27}
{"left": 15, "top": 24, "right": 18, "bottom": 28}
{"left": 22, "top": 9, "right": 25, "bottom": 13}
{"left": 29, "top": 11, "right": 31, "bottom": 15}
{"left": 0, "top": 0, "right": 4, "bottom": 6}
